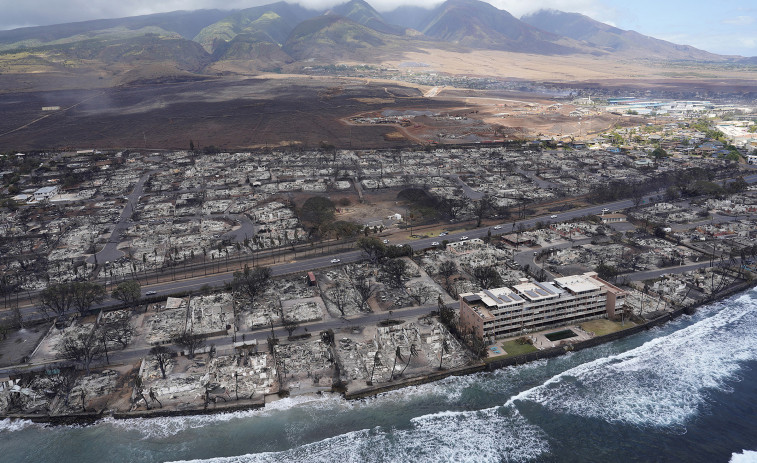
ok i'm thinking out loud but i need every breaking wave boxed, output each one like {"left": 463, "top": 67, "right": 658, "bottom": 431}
{"left": 730, "top": 450, "right": 757, "bottom": 463}
{"left": 508, "top": 291, "right": 757, "bottom": 428}
{"left": 105, "top": 394, "right": 351, "bottom": 440}
{"left": 0, "top": 418, "right": 36, "bottom": 433}
{"left": 169, "top": 406, "right": 549, "bottom": 463}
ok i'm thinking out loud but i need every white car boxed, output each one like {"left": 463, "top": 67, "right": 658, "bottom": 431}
{"left": 382, "top": 239, "right": 389, "bottom": 244}
{"left": 145, "top": 291, "right": 157, "bottom": 296}
{"left": 439, "top": 232, "right": 448, "bottom": 236}
{"left": 493, "top": 225, "right": 502, "bottom": 230}
{"left": 460, "top": 236, "right": 469, "bottom": 241}
{"left": 550, "top": 215, "right": 558, "bottom": 219}
{"left": 330, "top": 258, "right": 341, "bottom": 263}
{"left": 602, "top": 208, "right": 610, "bottom": 213}
{"left": 431, "top": 241, "right": 440, "bottom": 246}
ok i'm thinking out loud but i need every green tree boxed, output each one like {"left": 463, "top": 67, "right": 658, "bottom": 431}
{"left": 652, "top": 147, "right": 668, "bottom": 159}
{"left": 381, "top": 259, "right": 408, "bottom": 289}
{"left": 71, "top": 282, "right": 106, "bottom": 316}
{"left": 595, "top": 263, "right": 619, "bottom": 282}
{"left": 299, "top": 196, "right": 336, "bottom": 235}
{"left": 356, "top": 236, "right": 387, "bottom": 263}
{"left": 472, "top": 266, "right": 503, "bottom": 289}
{"left": 112, "top": 280, "right": 141, "bottom": 307}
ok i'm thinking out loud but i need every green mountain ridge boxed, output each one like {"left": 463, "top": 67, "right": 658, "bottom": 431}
{"left": 0, "top": 0, "right": 742, "bottom": 87}
{"left": 210, "top": 33, "right": 294, "bottom": 70}
{"left": 194, "top": 2, "right": 317, "bottom": 53}
{"left": 329, "top": 0, "right": 405, "bottom": 35}
{"left": 283, "top": 15, "right": 388, "bottom": 61}
{"left": 0, "top": 9, "right": 229, "bottom": 46}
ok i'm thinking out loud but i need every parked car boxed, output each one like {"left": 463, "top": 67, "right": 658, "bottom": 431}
{"left": 382, "top": 239, "right": 389, "bottom": 244}
{"left": 602, "top": 208, "right": 610, "bottom": 213}
{"left": 460, "top": 236, "right": 469, "bottom": 241}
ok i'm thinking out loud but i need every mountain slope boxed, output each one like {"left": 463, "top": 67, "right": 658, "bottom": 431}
{"left": 330, "top": 0, "right": 405, "bottom": 35}
{"left": 419, "top": 0, "right": 581, "bottom": 54}
{"left": 0, "top": 10, "right": 228, "bottom": 49}
{"left": 522, "top": 9, "right": 724, "bottom": 60}
{"left": 210, "top": 32, "right": 293, "bottom": 70}
{"left": 382, "top": 5, "right": 434, "bottom": 31}
{"left": 283, "top": 14, "right": 425, "bottom": 62}
{"left": 194, "top": 2, "right": 317, "bottom": 52}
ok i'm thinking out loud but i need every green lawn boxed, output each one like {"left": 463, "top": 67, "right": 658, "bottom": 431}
{"left": 486, "top": 340, "right": 538, "bottom": 360}
{"left": 581, "top": 319, "right": 635, "bottom": 336}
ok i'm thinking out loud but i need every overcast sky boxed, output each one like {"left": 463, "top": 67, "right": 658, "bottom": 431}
{"left": 1, "top": 0, "right": 755, "bottom": 56}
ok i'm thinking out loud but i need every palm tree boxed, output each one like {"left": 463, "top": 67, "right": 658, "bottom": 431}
{"left": 389, "top": 346, "right": 403, "bottom": 381}
{"left": 368, "top": 351, "right": 381, "bottom": 385}
{"left": 439, "top": 339, "right": 449, "bottom": 370}
{"left": 400, "top": 343, "right": 418, "bottom": 377}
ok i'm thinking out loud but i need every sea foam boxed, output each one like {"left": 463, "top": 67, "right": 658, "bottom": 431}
{"left": 508, "top": 290, "right": 757, "bottom": 428}
{"left": 731, "top": 450, "right": 757, "bottom": 463}
{"left": 169, "top": 405, "right": 549, "bottom": 463}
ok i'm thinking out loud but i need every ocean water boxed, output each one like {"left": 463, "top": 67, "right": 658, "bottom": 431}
{"left": 2, "top": 289, "right": 757, "bottom": 463}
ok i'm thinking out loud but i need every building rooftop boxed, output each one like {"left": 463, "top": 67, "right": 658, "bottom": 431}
{"left": 553, "top": 274, "right": 602, "bottom": 294}
{"left": 512, "top": 281, "right": 562, "bottom": 301}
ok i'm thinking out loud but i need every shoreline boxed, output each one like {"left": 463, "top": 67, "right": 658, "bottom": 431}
{"left": 4, "top": 279, "right": 756, "bottom": 426}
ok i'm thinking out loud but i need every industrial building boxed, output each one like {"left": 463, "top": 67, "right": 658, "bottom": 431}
{"left": 459, "top": 272, "right": 626, "bottom": 341}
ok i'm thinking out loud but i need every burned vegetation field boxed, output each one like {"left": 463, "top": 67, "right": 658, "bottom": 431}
{"left": 0, "top": 76, "right": 454, "bottom": 151}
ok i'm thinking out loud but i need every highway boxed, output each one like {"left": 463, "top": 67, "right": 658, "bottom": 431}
{"left": 8, "top": 171, "right": 757, "bottom": 320}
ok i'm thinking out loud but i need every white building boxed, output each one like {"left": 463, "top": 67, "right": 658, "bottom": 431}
{"left": 33, "top": 186, "right": 58, "bottom": 202}
{"left": 459, "top": 272, "right": 626, "bottom": 341}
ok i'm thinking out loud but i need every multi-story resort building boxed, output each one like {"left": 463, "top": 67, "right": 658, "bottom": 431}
{"left": 459, "top": 272, "right": 626, "bottom": 342}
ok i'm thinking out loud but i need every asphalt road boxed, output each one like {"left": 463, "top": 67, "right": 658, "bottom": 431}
{"left": 10, "top": 172, "right": 757, "bottom": 320}
{"left": 0, "top": 301, "right": 446, "bottom": 376}
{"left": 87, "top": 171, "right": 152, "bottom": 265}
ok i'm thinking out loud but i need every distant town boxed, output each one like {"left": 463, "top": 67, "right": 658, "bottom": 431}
{"left": 1, "top": 106, "right": 756, "bottom": 420}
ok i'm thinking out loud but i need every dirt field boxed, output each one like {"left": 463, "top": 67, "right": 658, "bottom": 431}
{"left": 382, "top": 48, "right": 757, "bottom": 83}
{"left": 1, "top": 63, "right": 755, "bottom": 150}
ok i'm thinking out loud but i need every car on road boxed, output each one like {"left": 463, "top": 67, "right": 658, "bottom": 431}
{"left": 330, "top": 258, "right": 341, "bottom": 263}
{"left": 145, "top": 291, "right": 157, "bottom": 296}
{"left": 493, "top": 225, "right": 502, "bottom": 230}
{"left": 382, "top": 239, "right": 389, "bottom": 244}
{"left": 460, "top": 236, "right": 469, "bottom": 241}
{"left": 602, "top": 208, "right": 610, "bottom": 213}
{"left": 439, "top": 232, "right": 448, "bottom": 236}
{"left": 550, "top": 215, "right": 558, "bottom": 219}
{"left": 431, "top": 241, "right": 440, "bottom": 246}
